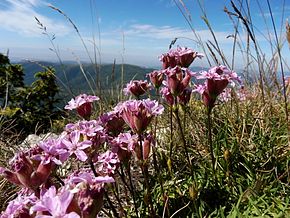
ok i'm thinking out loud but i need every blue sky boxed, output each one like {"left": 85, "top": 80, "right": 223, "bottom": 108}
{"left": 0, "top": 0, "right": 290, "bottom": 69}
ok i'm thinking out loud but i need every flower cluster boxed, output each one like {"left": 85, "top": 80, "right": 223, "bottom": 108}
{"left": 1, "top": 46, "right": 246, "bottom": 217}
{"left": 157, "top": 47, "right": 201, "bottom": 106}
{"left": 1, "top": 92, "right": 164, "bottom": 217}
{"left": 193, "top": 65, "right": 242, "bottom": 109}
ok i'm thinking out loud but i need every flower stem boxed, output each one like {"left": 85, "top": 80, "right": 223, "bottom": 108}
{"left": 89, "top": 159, "right": 120, "bottom": 218}
{"left": 138, "top": 134, "right": 155, "bottom": 217}
{"left": 126, "top": 162, "right": 140, "bottom": 218}
{"left": 207, "top": 107, "right": 216, "bottom": 181}
{"left": 169, "top": 105, "right": 174, "bottom": 158}
{"left": 173, "top": 103, "right": 192, "bottom": 170}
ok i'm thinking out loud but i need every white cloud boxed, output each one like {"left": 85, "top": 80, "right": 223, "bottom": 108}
{"left": 123, "top": 23, "right": 233, "bottom": 44}
{"left": 0, "top": 0, "right": 71, "bottom": 36}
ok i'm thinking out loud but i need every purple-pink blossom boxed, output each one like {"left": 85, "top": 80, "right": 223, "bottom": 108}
{"left": 194, "top": 65, "right": 242, "bottom": 109}
{"left": 160, "top": 46, "right": 203, "bottom": 69}
{"left": 1, "top": 189, "right": 36, "bottom": 218}
{"left": 65, "top": 94, "right": 99, "bottom": 119}
{"left": 30, "top": 186, "right": 80, "bottom": 218}
{"left": 1, "top": 150, "right": 54, "bottom": 190}
{"left": 147, "top": 70, "right": 164, "bottom": 89}
{"left": 134, "top": 133, "right": 155, "bottom": 160}
{"left": 164, "top": 66, "right": 192, "bottom": 96}
{"left": 96, "top": 151, "right": 120, "bottom": 176}
{"left": 160, "top": 86, "right": 174, "bottom": 105}
{"left": 61, "top": 130, "right": 92, "bottom": 162}
{"left": 32, "top": 138, "right": 69, "bottom": 165}
{"left": 66, "top": 170, "right": 114, "bottom": 217}
{"left": 123, "top": 80, "right": 151, "bottom": 97}
{"left": 115, "top": 99, "right": 164, "bottom": 134}
{"left": 111, "top": 132, "right": 138, "bottom": 162}
{"left": 98, "top": 111, "right": 125, "bottom": 135}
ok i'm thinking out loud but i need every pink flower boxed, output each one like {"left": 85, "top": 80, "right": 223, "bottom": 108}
{"left": 219, "top": 88, "right": 232, "bottom": 102}
{"left": 175, "top": 46, "right": 204, "bottom": 68}
{"left": 65, "top": 94, "right": 99, "bottom": 119}
{"left": 78, "top": 120, "right": 104, "bottom": 138}
{"left": 67, "top": 171, "right": 114, "bottom": 186}
{"left": 285, "top": 76, "right": 290, "bottom": 87}
{"left": 147, "top": 70, "right": 164, "bottom": 89}
{"left": 32, "top": 138, "right": 69, "bottom": 165}
{"left": 194, "top": 65, "right": 242, "bottom": 109}
{"left": 123, "top": 80, "right": 151, "bottom": 97}
{"left": 61, "top": 130, "right": 92, "bottom": 162}
{"left": 134, "top": 133, "right": 155, "bottom": 160}
{"left": 1, "top": 151, "right": 54, "bottom": 190}
{"left": 98, "top": 111, "right": 125, "bottom": 136}
{"left": 66, "top": 170, "right": 114, "bottom": 217}
{"left": 160, "top": 47, "right": 203, "bottom": 69}
{"left": 111, "top": 132, "right": 138, "bottom": 162}
{"left": 160, "top": 87, "right": 174, "bottom": 106}
{"left": 96, "top": 151, "right": 120, "bottom": 176}
{"left": 219, "top": 87, "right": 247, "bottom": 102}
{"left": 1, "top": 189, "right": 36, "bottom": 218}
{"left": 177, "top": 88, "right": 192, "bottom": 105}
{"left": 160, "top": 53, "right": 177, "bottom": 69}
{"left": 164, "top": 66, "right": 192, "bottom": 96}
{"left": 30, "top": 186, "right": 80, "bottom": 218}
{"left": 116, "top": 99, "right": 164, "bottom": 134}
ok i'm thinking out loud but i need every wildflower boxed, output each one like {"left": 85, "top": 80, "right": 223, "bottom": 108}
{"left": 1, "top": 150, "right": 54, "bottom": 190}
{"left": 111, "top": 132, "right": 138, "bottom": 162}
{"left": 65, "top": 94, "right": 99, "bottom": 120}
{"left": 160, "top": 46, "right": 203, "bottom": 69}
{"left": 123, "top": 80, "right": 151, "bottom": 98}
{"left": 160, "top": 86, "right": 174, "bottom": 105}
{"left": 175, "top": 46, "right": 204, "bottom": 68}
{"left": 61, "top": 130, "right": 92, "bottom": 162}
{"left": 78, "top": 120, "right": 104, "bottom": 138}
{"left": 194, "top": 65, "right": 241, "bottom": 109}
{"left": 67, "top": 170, "right": 114, "bottom": 217}
{"left": 98, "top": 111, "right": 125, "bottom": 136}
{"left": 116, "top": 99, "right": 164, "bottom": 134}
{"left": 1, "top": 189, "right": 36, "bottom": 218}
{"left": 32, "top": 137, "right": 69, "bottom": 165}
{"left": 219, "top": 87, "right": 247, "bottom": 102}
{"left": 147, "top": 70, "right": 164, "bottom": 89}
{"left": 30, "top": 186, "right": 80, "bottom": 218}
{"left": 177, "top": 88, "right": 192, "bottom": 105}
{"left": 96, "top": 151, "right": 120, "bottom": 176}
{"left": 164, "top": 66, "right": 192, "bottom": 96}
{"left": 160, "top": 51, "right": 177, "bottom": 69}
{"left": 134, "top": 133, "right": 155, "bottom": 160}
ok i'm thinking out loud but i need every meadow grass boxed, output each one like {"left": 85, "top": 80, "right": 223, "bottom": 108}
{"left": 0, "top": 0, "right": 290, "bottom": 217}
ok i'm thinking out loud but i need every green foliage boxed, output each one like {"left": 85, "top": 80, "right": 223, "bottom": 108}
{"left": 0, "top": 54, "right": 61, "bottom": 135}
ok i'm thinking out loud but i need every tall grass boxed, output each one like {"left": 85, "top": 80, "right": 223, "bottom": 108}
{"left": 1, "top": 0, "right": 290, "bottom": 217}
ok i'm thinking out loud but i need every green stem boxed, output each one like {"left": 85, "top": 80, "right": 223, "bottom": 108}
{"left": 126, "top": 163, "right": 139, "bottom": 218}
{"left": 173, "top": 103, "right": 192, "bottom": 170}
{"left": 138, "top": 134, "right": 155, "bottom": 217}
{"left": 169, "top": 105, "right": 174, "bottom": 158}
{"left": 207, "top": 107, "right": 216, "bottom": 182}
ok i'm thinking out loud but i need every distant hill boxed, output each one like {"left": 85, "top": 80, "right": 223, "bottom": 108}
{"left": 20, "top": 61, "right": 157, "bottom": 94}
{"left": 19, "top": 61, "right": 205, "bottom": 95}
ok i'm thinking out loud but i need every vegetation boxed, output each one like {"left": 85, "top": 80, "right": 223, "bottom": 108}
{"left": 0, "top": 54, "right": 61, "bottom": 137}
{"left": 0, "top": 0, "right": 290, "bottom": 217}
